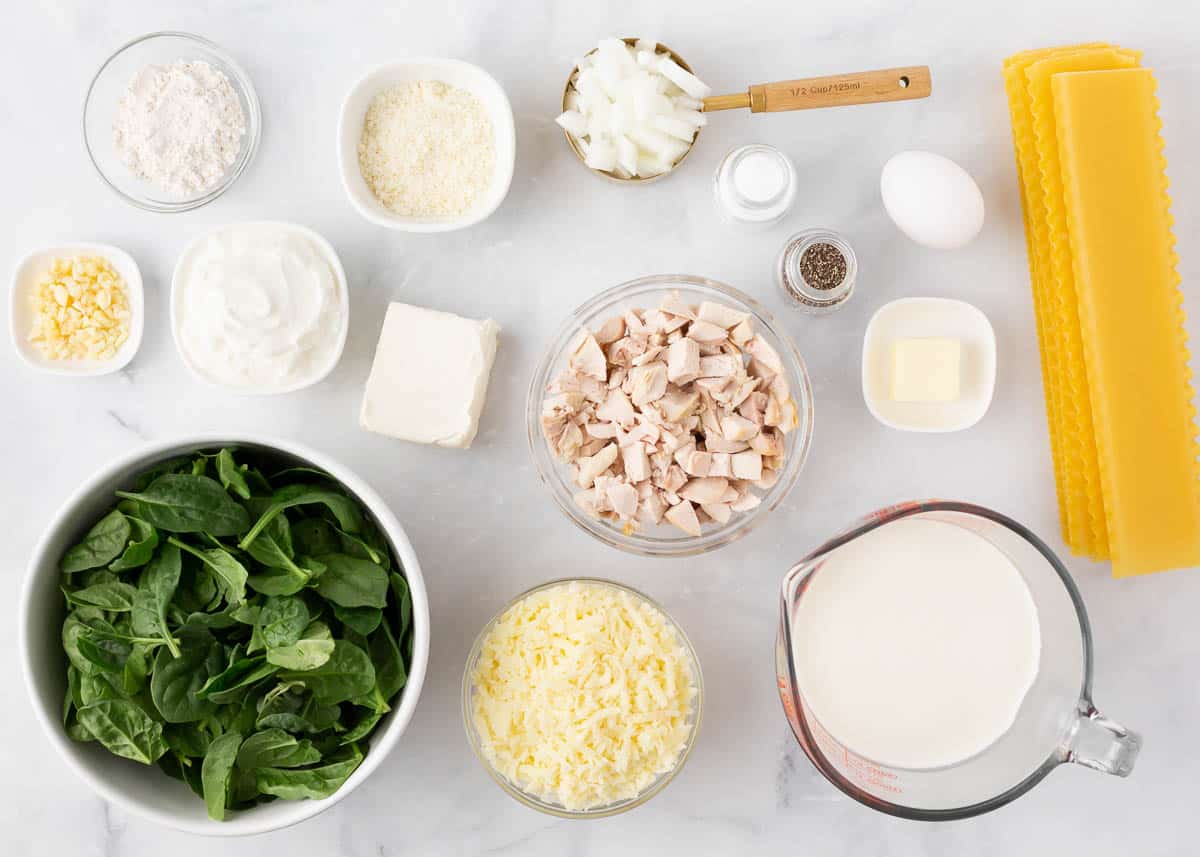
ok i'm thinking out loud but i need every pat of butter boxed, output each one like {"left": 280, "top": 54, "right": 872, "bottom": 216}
{"left": 360, "top": 302, "right": 500, "bottom": 449}
{"left": 890, "top": 337, "right": 961, "bottom": 403}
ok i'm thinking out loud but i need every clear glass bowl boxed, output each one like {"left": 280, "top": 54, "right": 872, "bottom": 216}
{"left": 83, "top": 32, "right": 261, "bottom": 213}
{"left": 462, "top": 578, "right": 704, "bottom": 818}
{"left": 526, "top": 274, "right": 815, "bottom": 557}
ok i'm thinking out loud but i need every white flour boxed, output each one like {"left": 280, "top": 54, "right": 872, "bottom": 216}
{"left": 113, "top": 60, "right": 246, "bottom": 197}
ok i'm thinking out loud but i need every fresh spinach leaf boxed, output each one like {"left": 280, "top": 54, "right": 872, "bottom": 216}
{"left": 330, "top": 603, "right": 382, "bottom": 636}
{"left": 116, "top": 474, "right": 250, "bottom": 536}
{"left": 109, "top": 517, "right": 159, "bottom": 572}
{"left": 255, "top": 745, "right": 363, "bottom": 800}
{"left": 132, "top": 543, "right": 182, "bottom": 657}
{"left": 201, "top": 731, "right": 243, "bottom": 821}
{"left": 197, "top": 655, "right": 278, "bottom": 705}
{"left": 246, "top": 565, "right": 311, "bottom": 597}
{"left": 312, "top": 554, "right": 388, "bottom": 608}
{"left": 277, "top": 639, "right": 374, "bottom": 703}
{"left": 169, "top": 538, "right": 248, "bottom": 605}
{"left": 64, "top": 580, "right": 137, "bottom": 612}
{"left": 62, "top": 509, "right": 131, "bottom": 573}
{"left": 266, "top": 620, "right": 335, "bottom": 670}
{"left": 368, "top": 619, "right": 408, "bottom": 701}
{"left": 390, "top": 573, "right": 413, "bottom": 636}
{"left": 290, "top": 518, "right": 339, "bottom": 556}
{"left": 150, "top": 631, "right": 222, "bottom": 723}
{"left": 76, "top": 632, "right": 132, "bottom": 674}
{"left": 239, "top": 485, "right": 362, "bottom": 550}
{"left": 259, "top": 596, "right": 309, "bottom": 648}
{"left": 215, "top": 449, "right": 252, "bottom": 500}
{"left": 77, "top": 699, "right": 168, "bottom": 764}
{"left": 235, "top": 728, "right": 321, "bottom": 770}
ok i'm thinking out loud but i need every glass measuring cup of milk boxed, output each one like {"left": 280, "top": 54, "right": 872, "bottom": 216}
{"left": 775, "top": 500, "right": 1140, "bottom": 819}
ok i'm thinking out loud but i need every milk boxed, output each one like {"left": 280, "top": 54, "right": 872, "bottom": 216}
{"left": 791, "top": 517, "right": 1041, "bottom": 770}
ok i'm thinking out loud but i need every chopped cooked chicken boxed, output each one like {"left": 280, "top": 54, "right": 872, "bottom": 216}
{"left": 700, "top": 502, "right": 733, "bottom": 524}
{"left": 697, "top": 301, "right": 750, "bottom": 329}
{"left": 629, "top": 362, "right": 669, "bottom": 406}
{"left": 679, "top": 477, "right": 730, "bottom": 504}
{"left": 606, "top": 481, "right": 639, "bottom": 520}
{"left": 570, "top": 332, "right": 607, "bottom": 380}
{"left": 596, "top": 389, "right": 637, "bottom": 427}
{"left": 541, "top": 291, "right": 799, "bottom": 537}
{"left": 698, "top": 354, "right": 741, "bottom": 379}
{"left": 731, "top": 450, "right": 763, "bottom": 481}
{"left": 576, "top": 442, "right": 618, "bottom": 488}
{"left": 622, "top": 442, "right": 651, "bottom": 483}
{"left": 664, "top": 499, "right": 702, "bottom": 537}
{"left": 667, "top": 337, "right": 701, "bottom": 384}
{"left": 720, "top": 415, "right": 760, "bottom": 443}
{"left": 686, "top": 320, "right": 729, "bottom": 343}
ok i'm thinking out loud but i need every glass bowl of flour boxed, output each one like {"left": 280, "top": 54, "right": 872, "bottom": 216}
{"left": 84, "top": 32, "right": 261, "bottom": 213}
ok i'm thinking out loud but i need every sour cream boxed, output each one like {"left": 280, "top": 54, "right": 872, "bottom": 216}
{"left": 174, "top": 223, "right": 346, "bottom": 392}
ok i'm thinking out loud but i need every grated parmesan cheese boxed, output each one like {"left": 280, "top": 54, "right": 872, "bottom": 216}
{"left": 28, "top": 255, "right": 131, "bottom": 361}
{"left": 357, "top": 80, "right": 495, "bottom": 218}
{"left": 470, "top": 581, "right": 697, "bottom": 811}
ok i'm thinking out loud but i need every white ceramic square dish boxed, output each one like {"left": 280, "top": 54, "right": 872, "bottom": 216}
{"left": 862, "top": 297, "right": 996, "bottom": 432}
{"left": 338, "top": 59, "right": 516, "bottom": 232}
{"left": 10, "top": 243, "right": 145, "bottom": 375}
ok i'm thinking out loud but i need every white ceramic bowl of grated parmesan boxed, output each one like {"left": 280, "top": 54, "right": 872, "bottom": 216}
{"left": 338, "top": 59, "right": 516, "bottom": 232}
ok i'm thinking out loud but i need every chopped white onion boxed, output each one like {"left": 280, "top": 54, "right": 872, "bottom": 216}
{"left": 560, "top": 37, "right": 710, "bottom": 177}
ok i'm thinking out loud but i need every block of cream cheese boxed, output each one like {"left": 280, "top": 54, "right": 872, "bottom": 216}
{"left": 360, "top": 302, "right": 500, "bottom": 448}
{"left": 890, "top": 337, "right": 961, "bottom": 402}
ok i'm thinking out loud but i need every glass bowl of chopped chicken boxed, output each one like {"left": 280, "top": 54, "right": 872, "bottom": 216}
{"left": 527, "top": 274, "right": 814, "bottom": 556}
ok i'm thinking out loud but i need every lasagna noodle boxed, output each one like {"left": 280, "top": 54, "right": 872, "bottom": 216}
{"left": 1052, "top": 67, "right": 1200, "bottom": 576}
{"left": 1025, "top": 46, "right": 1141, "bottom": 557}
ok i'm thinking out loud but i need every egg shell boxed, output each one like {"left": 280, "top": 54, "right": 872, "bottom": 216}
{"left": 880, "top": 151, "right": 985, "bottom": 250}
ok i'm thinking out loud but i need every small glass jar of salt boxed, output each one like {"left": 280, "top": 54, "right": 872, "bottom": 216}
{"left": 713, "top": 144, "right": 797, "bottom": 224}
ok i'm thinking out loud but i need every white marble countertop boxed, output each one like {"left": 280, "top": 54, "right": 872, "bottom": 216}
{"left": 3, "top": 1, "right": 1197, "bottom": 854}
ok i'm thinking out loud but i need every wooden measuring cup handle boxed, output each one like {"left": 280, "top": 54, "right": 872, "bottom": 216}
{"left": 705, "top": 66, "right": 931, "bottom": 112}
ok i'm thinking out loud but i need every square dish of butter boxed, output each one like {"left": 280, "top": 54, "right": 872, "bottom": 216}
{"left": 361, "top": 302, "right": 500, "bottom": 448}
{"left": 862, "top": 297, "right": 995, "bottom": 432}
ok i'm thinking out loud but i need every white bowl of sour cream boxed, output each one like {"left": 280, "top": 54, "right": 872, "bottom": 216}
{"left": 171, "top": 221, "right": 349, "bottom": 394}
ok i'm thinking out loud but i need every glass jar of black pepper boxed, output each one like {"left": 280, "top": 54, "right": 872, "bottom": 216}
{"left": 776, "top": 228, "right": 858, "bottom": 314}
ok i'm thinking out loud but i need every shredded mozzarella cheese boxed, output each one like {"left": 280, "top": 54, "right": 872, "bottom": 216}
{"left": 471, "top": 581, "right": 697, "bottom": 811}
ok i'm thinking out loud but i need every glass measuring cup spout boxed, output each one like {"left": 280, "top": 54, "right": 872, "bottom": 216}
{"left": 775, "top": 500, "right": 1141, "bottom": 820}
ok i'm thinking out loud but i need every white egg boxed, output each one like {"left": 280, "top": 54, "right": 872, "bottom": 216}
{"left": 880, "top": 151, "right": 985, "bottom": 250}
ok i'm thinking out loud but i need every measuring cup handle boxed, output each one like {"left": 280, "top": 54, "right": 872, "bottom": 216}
{"left": 1064, "top": 701, "right": 1141, "bottom": 777}
{"left": 748, "top": 66, "right": 932, "bottom": 113}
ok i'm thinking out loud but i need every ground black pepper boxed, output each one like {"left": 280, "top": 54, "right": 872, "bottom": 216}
{"left": 798, "top": 242, "right": 847, "bottom": 291}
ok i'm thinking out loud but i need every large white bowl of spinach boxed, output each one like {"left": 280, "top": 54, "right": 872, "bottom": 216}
{"left": 19, "top": 436, "right": 429, "bottom": 835}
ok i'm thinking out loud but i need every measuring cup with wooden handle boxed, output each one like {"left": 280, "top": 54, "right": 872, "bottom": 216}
{"left": 702, "top": 65, "right": 932, "bottom": 113}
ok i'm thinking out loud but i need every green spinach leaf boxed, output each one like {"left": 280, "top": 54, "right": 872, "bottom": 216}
{"left": 77, "top": 699, "right": 167, "bottom": 764}
{"left": 312, "top": 554, "right": 388, "bottom": 608}
{"left": 62, "top": 509, "right": 131, "bottom": 573}
{"left": 277, "top": 639, "right": 374, "bottom": 703}
{"left": 215, "top": 449, "right": 252, "bottom": 500}
{"left": 201, "top": 731, "right": 243, "bottom": 821}
{"left": 255, "top": 745, "right": 363, "bottom": 800}
{"left": 109, "top": 517, "right": 160, "bottom": 572}
{"left": 235, "top": 728, "right": 321, "bottom": 769}
{"left": 116, "top": 474, "right": 250, "bottom": 536}
{"left": 239, "top": 485, "right": 362, "bottom": 550}
{"left": 266, "top": 620, "right": 335, "bottom": 670}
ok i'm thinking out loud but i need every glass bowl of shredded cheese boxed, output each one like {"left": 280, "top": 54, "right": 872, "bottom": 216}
{"left": 463, "top": 578, "right": 704, "bottom": 818}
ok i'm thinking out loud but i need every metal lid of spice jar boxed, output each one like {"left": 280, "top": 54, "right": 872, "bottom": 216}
{"left": 776, "top": 228, "right": 857, "bottom": 314}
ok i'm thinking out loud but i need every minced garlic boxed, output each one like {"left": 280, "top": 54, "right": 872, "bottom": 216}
{"left": 29, "top": 255, "right": 131, "bottom": 361}
{"left": 471, "top": 582, "right": 697, "bottom": 811}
